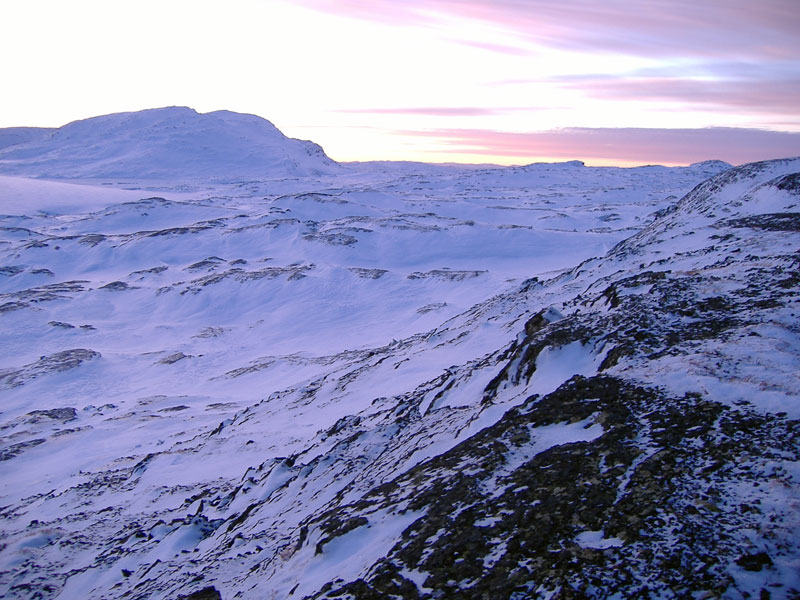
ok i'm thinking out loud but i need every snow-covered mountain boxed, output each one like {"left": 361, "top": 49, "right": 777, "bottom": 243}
{"left": 0, "top": 109, "right": 798, "bottom": 600}
{"left": 0, "top": 107, "right": 337, "bottom": 180}
{"left": 0, "top": 128, "right": 55, "bottom": 152}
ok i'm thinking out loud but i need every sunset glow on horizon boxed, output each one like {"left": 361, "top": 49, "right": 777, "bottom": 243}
{"left": 2, "top": 0, "right": 798, "bottom": 166}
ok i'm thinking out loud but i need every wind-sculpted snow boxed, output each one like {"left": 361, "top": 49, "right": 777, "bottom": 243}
{"left": 0, "top": 110, "right": 798, "bottom": 599}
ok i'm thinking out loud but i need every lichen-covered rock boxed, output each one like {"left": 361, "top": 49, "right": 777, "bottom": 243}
{"left": 305, "top": 377, "right": 799, "bottom": 599}
{"left": 175, "top": 585, "right": 222, "bottom": 600}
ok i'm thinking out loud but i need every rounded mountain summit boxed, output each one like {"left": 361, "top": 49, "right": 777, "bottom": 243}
{"left": 0, "top": 107, "right": 338, "bottom": 180}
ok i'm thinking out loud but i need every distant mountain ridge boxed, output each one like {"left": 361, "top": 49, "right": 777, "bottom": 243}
{"left": 0, "top": 107, "right": 338, "bottom": 179}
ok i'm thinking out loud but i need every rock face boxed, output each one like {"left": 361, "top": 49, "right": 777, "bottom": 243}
{"left": 0, "top": 349, "right": 100, "bottom": 387}
{"left": 306, "top": 378, "right": 797, "bottom": 599}
{"left": 0, "top": 154, "right": 798, "bottom": 600}
{"left": 0, "top": 107, "right": 338, "bottom": 179}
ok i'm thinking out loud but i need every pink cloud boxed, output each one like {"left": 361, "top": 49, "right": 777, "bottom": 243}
{"left": 295, "top": 0, "right": 800, "bottom": 60}
{"left": 337, "top": 107, "right": 500, "bottom": 116}
{"left": 335, "top": 106, "right": 542, "bottom": 117}
{"left": 401, "top": 127, "right": 800, "bottom": 165}
{"left": 567, "top": 76, "right": 800, "bottom": 115}
{"left": 452, "top": 38, "right": 532, "bottom": 56}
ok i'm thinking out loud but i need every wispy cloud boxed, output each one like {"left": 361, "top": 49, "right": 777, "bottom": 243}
{"left": 452, "top": 38, "right": 532, "bottom": 56}
{"left": 295, "top": 0, "right": 800, "bottom": 60}
{"left": 401, "top": 127, "right": 800, "bottom": 165}
{"left": 336, "top": 106, "right": 539, "bottom": 117}
{"left": 566, "top": 76, "right": 800, "bottom": 115}
{"left": 289, "top": 1, "right": 800, "bottom": 164}
{"left": 337, "top": 107, "right": 499, "bottom": 117}
{"left": 488, "top": 57, "right": 800, "bottom": 123}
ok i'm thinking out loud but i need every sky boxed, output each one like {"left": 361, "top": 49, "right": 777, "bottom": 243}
{"left": 1, "top": 0, "right": 799, "bottom": 166}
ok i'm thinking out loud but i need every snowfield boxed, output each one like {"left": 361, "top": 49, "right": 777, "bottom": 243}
{"left": 0, "top": 108, "right": 798, "bottom": 600}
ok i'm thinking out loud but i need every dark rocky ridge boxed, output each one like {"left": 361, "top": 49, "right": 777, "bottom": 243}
{"left": 308, "top": 377, "right": 798, "bottom": 599}
{"left": 281, "top": 159, "right": 800, "bottom": 599}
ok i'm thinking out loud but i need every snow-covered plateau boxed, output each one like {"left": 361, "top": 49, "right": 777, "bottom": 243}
{"left": 0, "top": 108, "right": 798, "bottom": 600}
